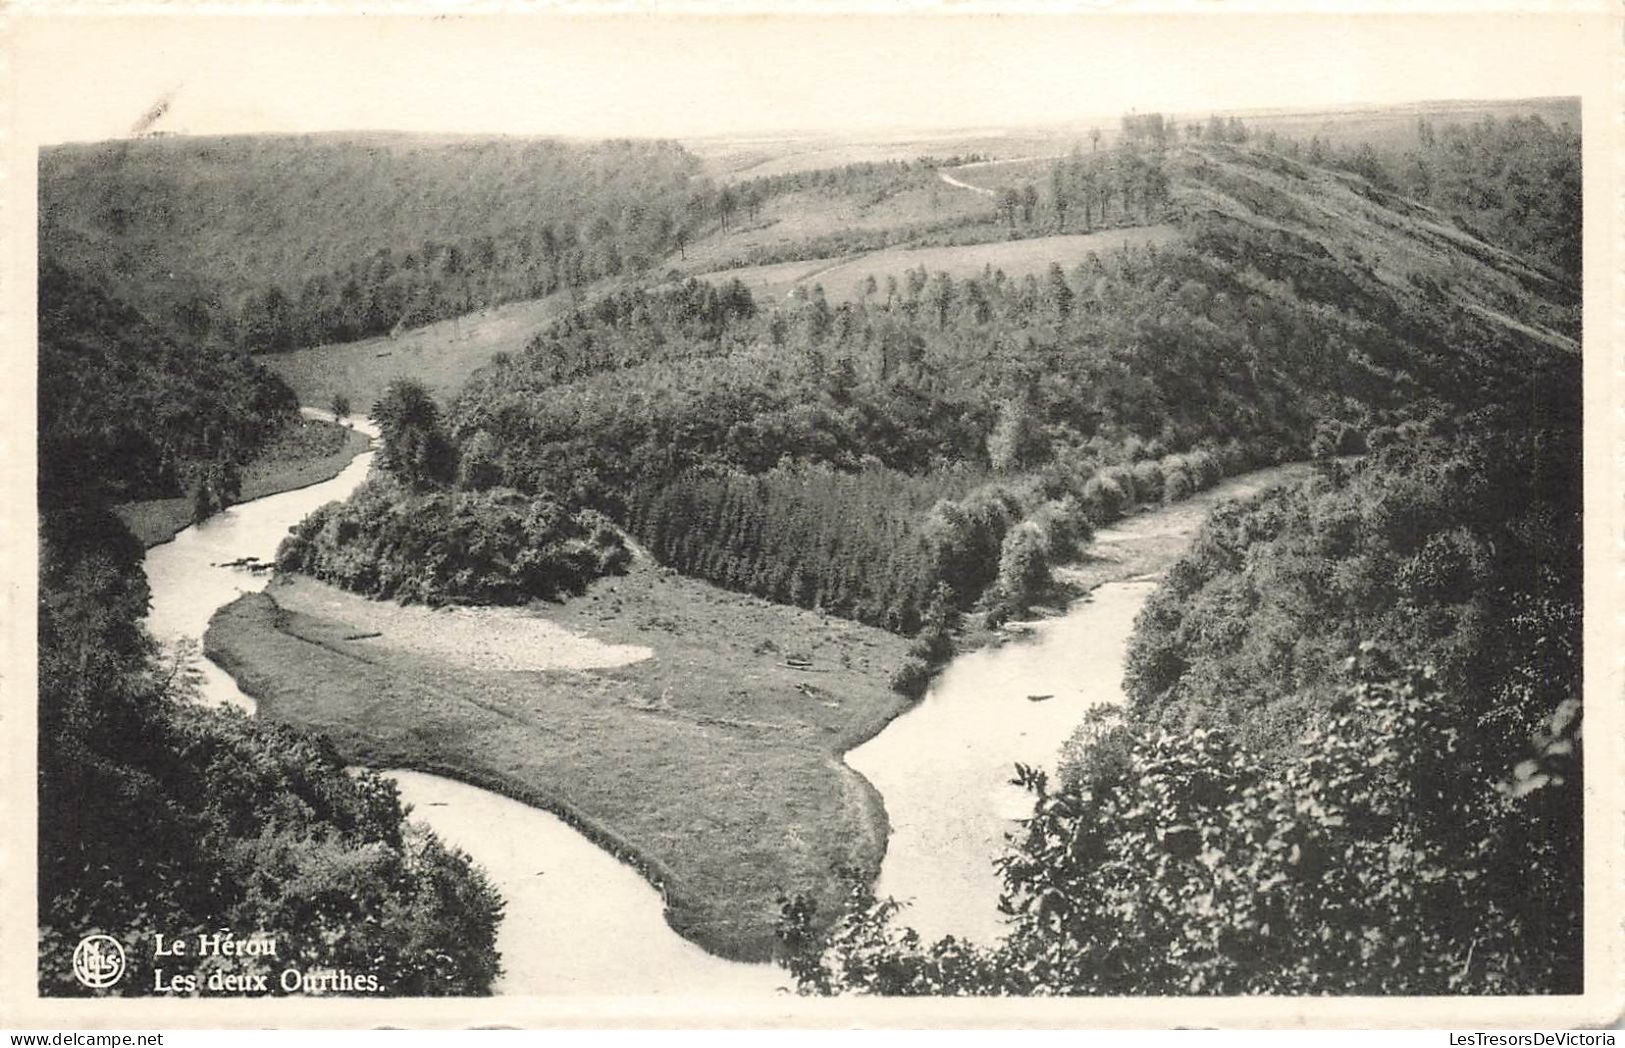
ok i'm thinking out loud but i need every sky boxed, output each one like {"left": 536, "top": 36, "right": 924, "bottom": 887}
{"left": 10, "top": 11, "right": 1603, "bottom": 145}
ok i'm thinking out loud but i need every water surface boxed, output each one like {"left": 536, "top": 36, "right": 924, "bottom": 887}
{"left": 846, "top": 579, "right": 1153, "bottom": 945}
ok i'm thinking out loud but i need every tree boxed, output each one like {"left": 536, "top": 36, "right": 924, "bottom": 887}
{"left": 996, "top": 186, "right": 1021, "bottom": 230}
{"left": 987, "top": 397, "right": 1047, "bottom": 473}
{"left": 717, "top": 186, "right": 738, "bottom": 232}
{"left": 330, "top": 392, "right": 351, "bottom": 421}
{"left": 1046, "top": 262, "right": 1073, "bottom": 320}
{"left": 372, "top": 379, "right": 455, "bottom": 490}
{"left": 1050, "top": 163, "right": 1070, "bottom": 232}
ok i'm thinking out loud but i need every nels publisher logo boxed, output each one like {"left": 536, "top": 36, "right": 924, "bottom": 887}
{"left": 71, "top": 934, "right": 126, "bottom": 989}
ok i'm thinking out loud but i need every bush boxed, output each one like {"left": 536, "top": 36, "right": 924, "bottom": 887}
{"left": 1162, "top": 465, "right": 1194, "bottom": 503}
{"left": 906, "top": 583, "right": 959, "bottom": 665}
{"left": 457, "top": 430, "right": 505, "bottom": 491}
{"left": 1031, "top": 496, "right": 1092, "bottom": 562}
{"left": 1310, "top": 419, "right": 1345, "bottom": 460}
{"left": 1130, "top": 460, "right": 1165, "bottom": 502}
{"left": 992, "top": 521, "right": 1050, "bottom": 616}
{"left": 889, "top": 658, "right": 934, "bottom": 699}
{"left": 1081, "top": 473, "right": 1128, "bottom": 524}
{"left": 1368, "top": 425, "right": 1399, "bottom": 450}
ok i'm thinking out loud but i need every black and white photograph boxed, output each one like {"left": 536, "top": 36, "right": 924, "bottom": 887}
{"left": 3, "top": 4, "right": 1619, "bottom": 1029}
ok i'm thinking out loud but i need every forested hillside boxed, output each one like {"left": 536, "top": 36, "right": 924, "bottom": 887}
{"left": 772, "top": 119, "right": 1583, "bottom": 994}
{"left": 41, "top": 134, "right": 709, "bottom": 351}
{"left": 421, "top": 131, "right": 1575, "bottom": 644}
{"left": 37, "top": 257, "right": 505, "bottom": 994}
{"left": 38, "top": 257, "right": 297, "bottom": 515}
{"left": 1126, "top": 417, "right": 1581, "bottom": 757}
{"left": 1286, "top": 114, "right": 1581, "bottom": 284}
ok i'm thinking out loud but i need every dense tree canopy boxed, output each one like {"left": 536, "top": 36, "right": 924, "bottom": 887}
{"left": 41, "top": 134, "right": 712, "bottom": 350}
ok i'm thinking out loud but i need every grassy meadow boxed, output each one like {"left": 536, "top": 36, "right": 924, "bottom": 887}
{"left": 697, "top": 225, "right": 1178, "bottom": 303}
{"left": 206, "top": 558, "right": 913, "bottom": 961}
{"left": 261, "top": 293, "right": 576, "bottom": 419}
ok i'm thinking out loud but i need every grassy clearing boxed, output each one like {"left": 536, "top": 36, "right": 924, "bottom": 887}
{"left": 938, "top": 156, "right": 1066, "bottom": 194}
{"left": 205, "top": 560, "right": 912, "bottom": 962}
{"left": 699, "top": 225, "right": 1179, "bottom": 303}
{"left": 686, "top": 128, "right": 1094, "bottom": 181}
{"left": 260, "top": 293, "right": 576, "bottom": 417}
{"left": 117, "top": 418, "right": 370, "bottom": 548}
{"left": 676, "top": 184, "right": 991, "bottom": 273}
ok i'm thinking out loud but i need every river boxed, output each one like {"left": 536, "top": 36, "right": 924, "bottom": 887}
{"left": 847, "top": 464, "right": 1307, "bottom": 946}
{"left": 846, "top": 577, "right": 1154, "bottom": 945}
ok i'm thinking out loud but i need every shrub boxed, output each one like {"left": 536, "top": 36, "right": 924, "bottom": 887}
{"left": 373, "top": 379, "right": 456, "bottom": 491}
{"left": 1081, "top": 473, "right": 1128, "bottom": 524}
{"left": 1216, "top": 439, "right": 1250, "bottom": 475}
{"left": 1187, "top": 449, "right": 1223, "bottom": 489}
{"left": 993, "top": 521, "right": 1050, "bottom": 617}
{"left": 1130, "top": 460, "right": 1165, "bottom": 502}
{"left": 1310, "top": 419, "right": 1345, "bottom": 460}
{"left": 1162, "top": 465, "right": 1195, "bottom": 503}
{"left": 780, "top": 655, "right": 1583, "bottom": 995}
{"left": 1031, "top": 496, "right": 1092, "bottom": 562}
{"left": 889, "top": 658, "right": 934, "bottom": 699}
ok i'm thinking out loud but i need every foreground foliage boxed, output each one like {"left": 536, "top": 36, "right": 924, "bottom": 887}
{"left": 37, "top": 265, "right": 506, "bottom": 994}
{"left": 778, "top": 654, "right": 1581, "bottom": 995}
{"left": 38, "top": 499, "right": 506, "bottom": 995}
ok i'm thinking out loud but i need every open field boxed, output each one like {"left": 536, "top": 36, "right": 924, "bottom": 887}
{"left": 116, "top": 418, "right": 370, "bottom": 548}
{"left": 205, "top": 559, "right": 913, "bottom": 962}
{"left": 684, "top": 125, "right": 1111, "bottom": 181}
{"left": 698, "top": 224, "right": 1179, "bottom": 303}
{"left": 944, "top": 156, "right": 1068, "bottom": 194}
{"left": 261, "top": 292, "right": 578, "bottom": 416}
{"left": 1237, "top": 96, "right": 1578, "bottom": 151}
{"left": 675, "top": 182, "right": 992, "bottom": 273}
